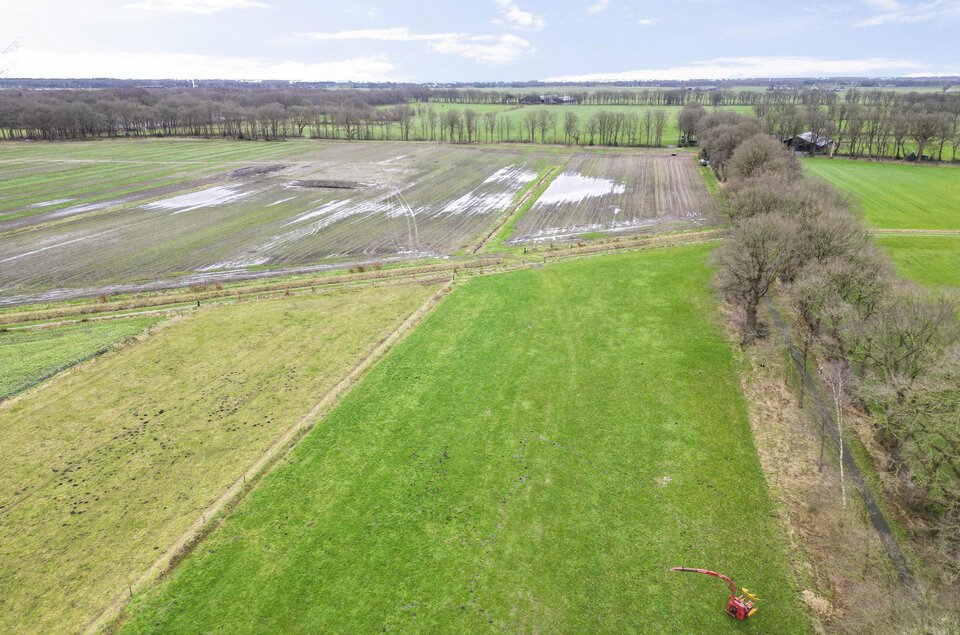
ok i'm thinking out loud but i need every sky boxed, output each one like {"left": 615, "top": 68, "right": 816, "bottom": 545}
{"left": 1, "top": 0, "right": 958, "bottom": 82}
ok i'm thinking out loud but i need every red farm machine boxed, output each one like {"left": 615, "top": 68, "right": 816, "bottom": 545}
{"left": 672, "top": 567, "right": 759, "bottom": 621}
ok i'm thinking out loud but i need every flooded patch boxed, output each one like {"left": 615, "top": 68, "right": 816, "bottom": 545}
{"left": 27, "top": 198, "right": 74, "bottom": 208}
{"left": 483, "top": 165, "right": 537, "bottom": 185}
{"left": 439, "top": 191, "right": 515, "bottom": 216}
{"left": 47, "top": 200, "right": 120, "bottom": 219}
{"left": 285, "top": 199, "right": 355, "bottom": 226}
{"left": 512, "top": 218, "right": 662, "bottom": 244}
{"left": 535, "top": 173, "right": 625, "bottom": 206}
{"left": 145, "top": 185, "right": 254, "bottom": 215}
{"left": 198, "top": 256, "right": 270, "bottom": 271}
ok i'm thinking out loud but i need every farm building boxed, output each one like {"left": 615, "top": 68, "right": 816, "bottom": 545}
{"left": 786, "top": 131, "right": 834, "bottom": 154}
{"left": 519, "top": 94, "right": 578, "bottom": 105}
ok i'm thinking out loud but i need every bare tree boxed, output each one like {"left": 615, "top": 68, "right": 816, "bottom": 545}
{"left": 677, "top": 102, "right": 706, "bottom": 145}
{"left": 712, "top": 213, "right": 801, "bottom": 343}
{"left": 483, "top": 110, "right": 497, "bottom": 142}
{"left": 821, "top": 361, "right": 852, "bottom": 519}
{"left": 463, "top": 108, "right": 477, "bottom": 143}
{"left": 728, "top": 134, "right": 799, "bottom": 181}
{"left": 652, "top": 109, "right": 666, "bottom": 147}
{"left": 563, "top": 111, "right": 579, "bottom": 144}
{"left": 535, "top": 109, "right": 555, "bottom": 144}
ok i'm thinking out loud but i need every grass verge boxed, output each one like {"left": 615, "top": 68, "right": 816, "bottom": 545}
{"left": 119, "top": 245, "right": 809, "bottom": 633}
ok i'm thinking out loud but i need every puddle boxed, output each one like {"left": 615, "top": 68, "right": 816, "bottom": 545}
{"left": 535, "top": 173, "right": 625, "bottom": 206}
{"left": 144, "top": 186, "right": 253, "bottom": 214}
{"left": 46, "top": 200, "right": 120, "bottom": 219}
{"left": 515, "top": 218, "right": 662, "bottom": 244}
{"left": 439, "top": 191, "right": 515, "bottom": 216}
{"left": 285, "top": 199, "right": 355, "bottom": 225}
{"left": 198, "top": 257, "right": 270, "bottom": 271}
{"left": 28, "top": 198, "right": 74, "bottom": 208}
{"left": 483, "top": 165, "right": 537, "bottom": 185}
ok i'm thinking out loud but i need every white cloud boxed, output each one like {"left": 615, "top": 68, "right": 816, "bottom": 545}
{"left": 300, "top": 28, "right": 438, "bottom": 42}
{"left": 587, "top": 0, "right": 610, "bottom": 14}
{"left": 637, "top": 18, "right": 655, "bottom": 26}
{"left": 432, "top": 34, "right": 535, "bottom": 64}
{"left": 365, "top": 6, "right": 379, "bottom": 18}
{"left": 5, "top": 48, "right": 398, "bottom": 81}
{"left": 492, "top": 0, "right": 546, "bottom": 31}
{"left": 299, "top": 28, "right": 535, "bottom": 64}
{"left": 856, "top": 0, "right": 960, "bottom": 26}
{"left": 545, "top": 56, "right": 928, "bottom": 82}
{"left": 122, "top": 0, "right": 268, "bottom": 13}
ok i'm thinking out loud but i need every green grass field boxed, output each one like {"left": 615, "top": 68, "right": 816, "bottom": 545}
{"left": 120, "top": 246, "right": 809, "bottom": 633}
{"left": 0, "top": 283, "right": 438, "bottom": 633}
{"left": 0, "top": 317, "right": 160, "bottom": 400}
{"left": 803, "top": 158, "right": 960, "bottom": 230}
{"left": 319, "top": 103, "right": 752, "bottom": 146}
{"left": 876, "top": 235, "right": 960, "bottom": 287}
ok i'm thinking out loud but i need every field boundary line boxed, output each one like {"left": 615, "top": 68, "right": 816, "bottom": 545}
{"left": 871, "top": 228, "right": 960, "bottom": 236}
{"left": 4, "top": 274, "right": 455, "bottom": 330}
{"left": 471, "top": 165, "right": 561, "bottom": 254}
{"left": 87, "top": 278, "right": 456, "bottom": 634}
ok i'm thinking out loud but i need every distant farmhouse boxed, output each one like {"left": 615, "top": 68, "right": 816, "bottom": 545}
{"left": 519, "top": 94, "right": 579, "bottom": 105}
{"left": 786, "top": 131, "right": 834, "bottom": 154}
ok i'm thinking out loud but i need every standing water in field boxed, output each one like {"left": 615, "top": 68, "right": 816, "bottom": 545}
{"left": 145, "top": 185, "right": 254, "bottom": 214}
{"left": 535, "top": 173, "right": 625, "bottom": 205}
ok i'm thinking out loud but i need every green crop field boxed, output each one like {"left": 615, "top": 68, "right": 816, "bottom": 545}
{"left": 803, "top": 158, "right": 960, "bottom": 230}
{"left": 0, "top": 317, "right": 160, "bottom": 400}
{"left": 120, "top": 246, "right": 809, "bottom": 634}
{"left": 0, "top": 283, "right": 439, "bottom": 633}
{"left": 876, "top": 235, "right": 960, "bottom": 287}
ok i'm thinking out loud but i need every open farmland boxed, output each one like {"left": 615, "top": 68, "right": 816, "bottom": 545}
{"left": 507, "top": 153, "right": 716, "bottom": 243}
{"left": 0, "top": 140, "right": 545, "bottom": 304}
{"left": 119, "top": 246, "right": 808, "bottom": 634}
{"left": 0, "top": 282, "right": 439, "bottom": 634}
{"left": 0, "top": 316, "right": 160, "bottom": 400}
{"left": 0, "top": 139, "right": 714, "bottom": 306}
{"left": 803, "top": 158, "right": 960, "bottom": 230}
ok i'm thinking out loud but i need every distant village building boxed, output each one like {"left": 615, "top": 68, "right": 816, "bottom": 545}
{"left": 785, "top": 131, "right": 834, "bottom": 154}
{"left": 519, "top": 94, "right": 578, "bottom": 105}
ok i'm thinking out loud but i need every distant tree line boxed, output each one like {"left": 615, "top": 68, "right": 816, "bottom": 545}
{"left": 0, "top": 86, "right": 957, "bottom": 159}
{"left": 705, "top": 113, "right": 960, "bottom": 578}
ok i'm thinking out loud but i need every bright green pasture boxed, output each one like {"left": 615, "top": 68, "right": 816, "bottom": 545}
{"left": 803, "top": 158, "right": 960, "bottom": 230}
{"left": 876, "top": 235, "right": 960, "bottom": 287}
{"left": 121, "top": 246, "right": 809, "bottom": 634}
{"left": 0, "top": 317, "right": 159, "bottom": 400}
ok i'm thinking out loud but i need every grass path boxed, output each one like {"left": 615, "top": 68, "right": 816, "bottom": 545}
{"left": 120, "top": 245, "right": 809, "bottom": 633}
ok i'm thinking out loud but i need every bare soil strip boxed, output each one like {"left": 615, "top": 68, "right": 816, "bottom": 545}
{"left": 85, "top": 280, "right": 455, "bottom": 634}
